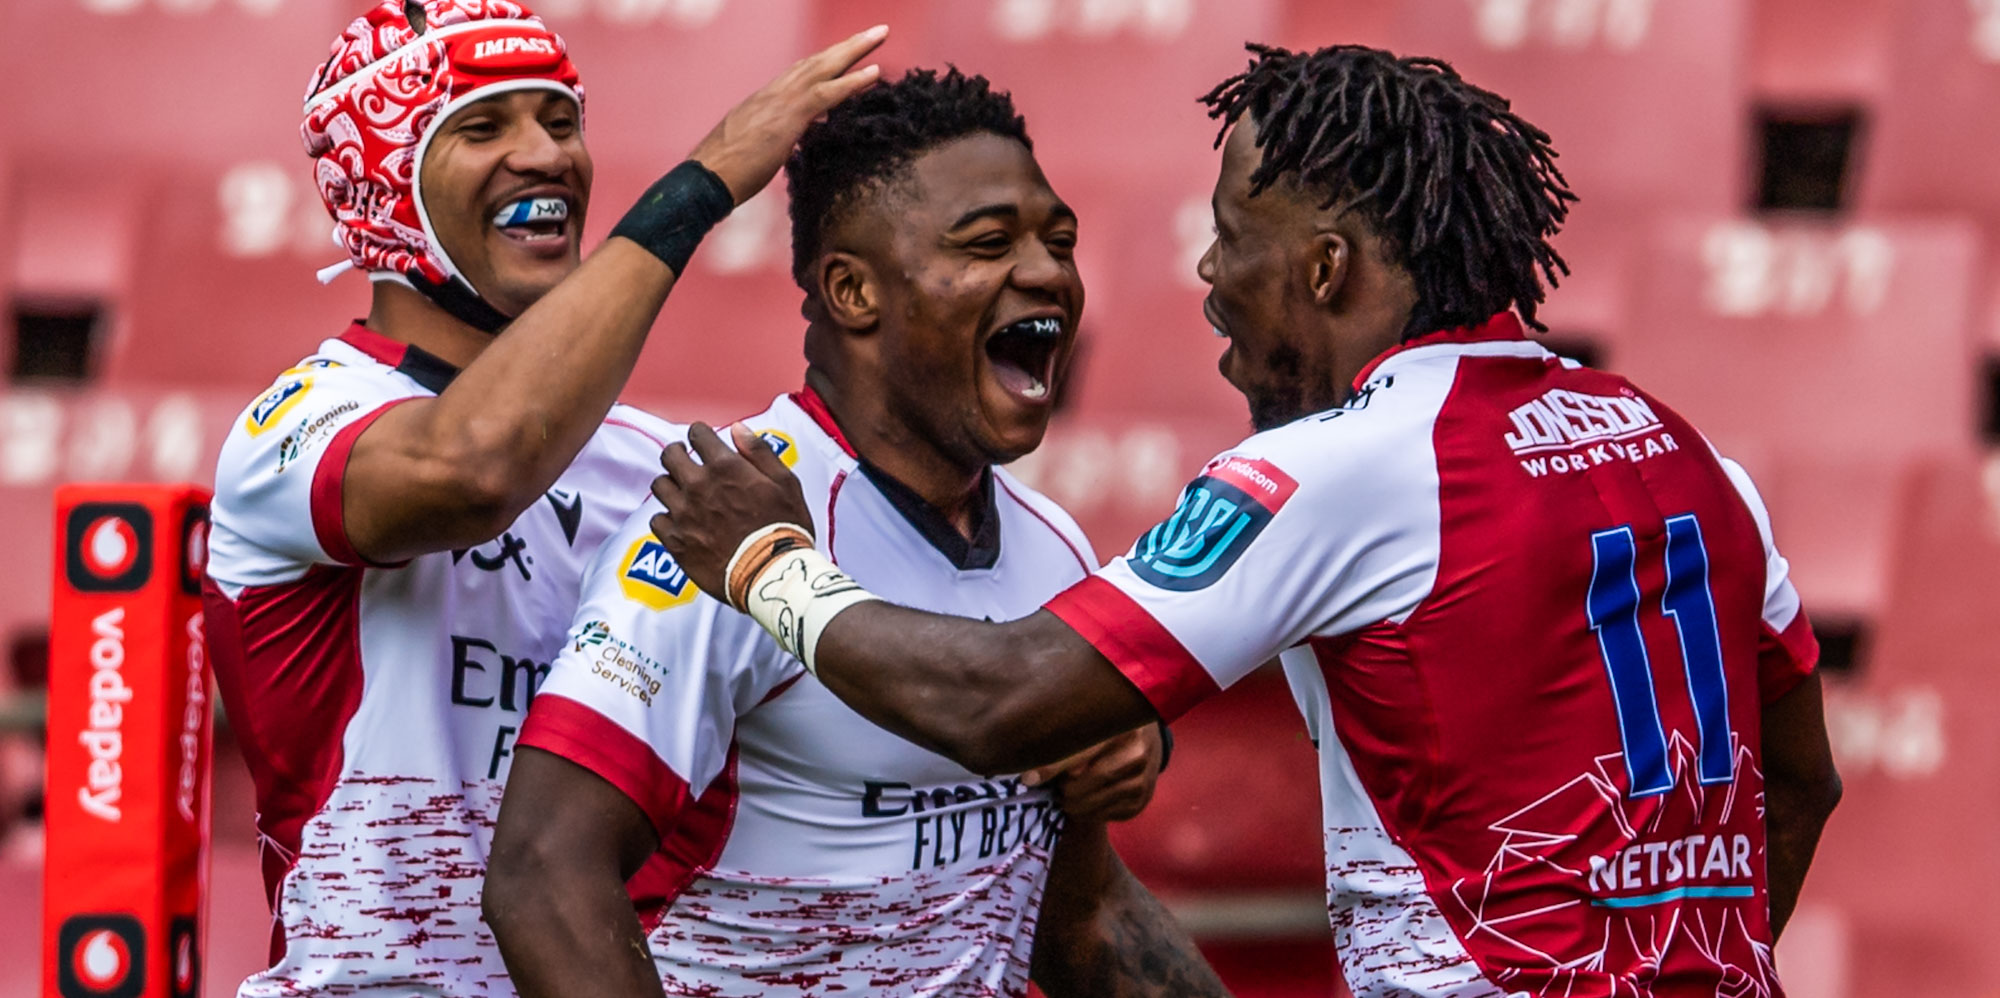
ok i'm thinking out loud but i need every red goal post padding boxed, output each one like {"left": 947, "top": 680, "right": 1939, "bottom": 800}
{"left": 44, "top": 484, "right": 212, "bottom": 998}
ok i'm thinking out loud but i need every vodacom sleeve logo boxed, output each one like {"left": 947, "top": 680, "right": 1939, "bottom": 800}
{"left": 64, "top": 504, "right": 154, "bottom": 594}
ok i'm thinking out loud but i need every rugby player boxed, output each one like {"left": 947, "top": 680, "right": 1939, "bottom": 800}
{"left": 483, "top": 68, "right": 1226, "bottom": 998}
{"left": 201, "top": 1, "right": 884, "bottom": 993}
{"left": 645, "top": 44, "right": 1843, "bottom": 996}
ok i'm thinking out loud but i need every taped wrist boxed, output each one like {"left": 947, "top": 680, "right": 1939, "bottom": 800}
{"left": 731, "top": 535, "right": 881, "bottom": 674}
{"left": 610, "top": 160, "right": 734, "bottom": 275}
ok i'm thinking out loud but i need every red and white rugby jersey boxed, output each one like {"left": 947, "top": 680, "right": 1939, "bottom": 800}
{"left": 517, "top": 388, "right": 1098, "bottom": 997}
{"left": 1046, "top": 313, "right": 1818, "bottom": 998}
{"left": 202, "top": 322, "right": 675, "bottom": 997}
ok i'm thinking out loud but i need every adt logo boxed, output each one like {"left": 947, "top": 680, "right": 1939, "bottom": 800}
{"left": 244, "top": 378, "right": 310, "bottom": 437}
{"left": 617, "top": 538, "right": 699, "bottom": 610}
{"left": 66, "top": 504, "right": 155, "bottom": 594}
{"left": 756, "top": 429, "right": 799, "bottom": 467}
{"left": 1128, "top": 457, "right": 1297, "bottom": 591}
{"left": 57, "top": 913, "right": 145, "bottom": 998}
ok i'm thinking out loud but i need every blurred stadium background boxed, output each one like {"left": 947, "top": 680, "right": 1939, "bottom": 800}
{"left": 2, "top": 0, "right": 1995, "bottom": 993}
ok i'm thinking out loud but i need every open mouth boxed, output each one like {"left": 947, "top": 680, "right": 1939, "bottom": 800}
{"left": 491, "top": 195, "right": 571, "bottom": 245}
{"left": 984, "top": 316, "right": 1064, "bottom": 403}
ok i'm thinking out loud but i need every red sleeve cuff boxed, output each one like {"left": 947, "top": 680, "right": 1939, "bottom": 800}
{"left": 1758, "top": 609, "right": 1821, "bottom": 705}
{"left": 517, "top": 694, "right": 693, "bottom": 839}
{"left": 1043, "top": 575, "right": 1221, "bottom": 722}
{"left": 309, "top": 397, "right": 414, "bottom": 568}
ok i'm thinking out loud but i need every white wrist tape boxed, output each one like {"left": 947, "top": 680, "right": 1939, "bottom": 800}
{"left": 739, "top": 545, "right": 881, "bottom": 674}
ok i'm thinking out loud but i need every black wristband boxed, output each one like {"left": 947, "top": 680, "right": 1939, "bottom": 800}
{"left": 610, "top": 160, "right": 735, "bottom": 276}
{"left": 1156, "top": 719, "right": 1175, "bottom": 774}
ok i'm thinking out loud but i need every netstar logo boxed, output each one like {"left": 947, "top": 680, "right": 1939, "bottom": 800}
{"left": 78, "top": 607, "right": 130, "bottom": 822}
{"left": 1502, "top": 388, "right": 1661, "bottom": 455}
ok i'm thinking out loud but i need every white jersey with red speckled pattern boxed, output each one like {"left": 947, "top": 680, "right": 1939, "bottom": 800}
{"left": 202, "top": 323, "right": 677, "bottom": 996}
{"left": 1045, "top": 313, "right": 1820, "bottom": 998}
{"left": 519, "top": 389, "right": 1099, "bottom": 997}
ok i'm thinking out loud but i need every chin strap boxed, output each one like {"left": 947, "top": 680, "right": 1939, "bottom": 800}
{"left": 407, "top": 271, "right": 514, "bottom": 334}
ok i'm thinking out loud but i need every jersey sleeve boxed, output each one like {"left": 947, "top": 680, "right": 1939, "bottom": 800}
{"left": 208, "top": 365, "right": 415, "bottom": 577}
{"left": 517, "top": 502, "right": 801, "bottom": 835}
{"left": 1045, "top": 425, "right": 1438, "bottom": 721}
{"left": 1717, "top": 457, "right": 1820, "bottom": 703}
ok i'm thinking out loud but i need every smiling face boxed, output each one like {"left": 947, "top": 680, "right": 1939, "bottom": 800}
{"left": 830, "top": 132, "right": 1083, "bottom": 467}
{"left": 1197, "top": 118, "right": 1349, "bottom": 431}
{"left": 418, "top": 88, "right": 591, "bottom": 317}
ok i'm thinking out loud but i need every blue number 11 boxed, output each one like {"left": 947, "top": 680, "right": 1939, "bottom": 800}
{"left": 1586, "top": 514, "right": 1733, "bottom": 797}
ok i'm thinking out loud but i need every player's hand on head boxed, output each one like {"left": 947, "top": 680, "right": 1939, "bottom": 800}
{"left": 688, "top": 25, "right": 887, "bottom": 204}
{"left": 1021, "top": 723, "right": 1164, "bottom": 823}
{"left": 651, "top": 422, "right": 816, "bottom": 601}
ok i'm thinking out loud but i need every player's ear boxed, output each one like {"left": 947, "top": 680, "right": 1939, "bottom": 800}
{"left": 817, "top": 252, "right": 880, "bottom": 333}
{"left": 1307, "top": 231, "right": 1350, "bottom": 307}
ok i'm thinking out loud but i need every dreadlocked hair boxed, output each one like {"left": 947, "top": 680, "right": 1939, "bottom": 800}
{"left": 786, "top": 66, "right": 1030, "bottom": 293}
{"left": 1200, "top": 43, "right": 1576, "bottom": 336}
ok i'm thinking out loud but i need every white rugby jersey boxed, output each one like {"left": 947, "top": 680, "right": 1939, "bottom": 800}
{"left": 1045, "top": 313, "right": 1818, "bottom": 997}
{"left": 203, "top": 323, "right": 676, "bottom": 997}
{"left": 517, "top": 388, "right": 1096, "bottom": 997}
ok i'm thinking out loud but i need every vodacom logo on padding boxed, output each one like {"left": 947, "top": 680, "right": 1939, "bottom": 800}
{"left": 75, "top": 928, "right": 132, "bottom": 990}
{"left": 64, "top": 503, "right": 154, "bottom": 594}
{"left": 81, "top": 516, "right": 139, "bottom": 580}
{"left": 57, "top": 913, "right": 145, "bottom": 998}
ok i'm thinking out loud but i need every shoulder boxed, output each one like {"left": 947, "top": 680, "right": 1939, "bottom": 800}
{"left": 215, "top": 348, "right": 414, "bottom": 483}
{"left": 1227, "top": 373, "right": 1448, "bottom": 497}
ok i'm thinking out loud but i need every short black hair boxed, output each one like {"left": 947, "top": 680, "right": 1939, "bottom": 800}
{"left": 1201, "top": 43, "right": 1576, "bottom": 336}
{"left": 786, "top": 67, "right": 1032, "bottom": 294}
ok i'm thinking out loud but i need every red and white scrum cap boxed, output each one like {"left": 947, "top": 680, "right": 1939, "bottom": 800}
{"left": 301, "top": 0, "right": 583, "bottom": 288}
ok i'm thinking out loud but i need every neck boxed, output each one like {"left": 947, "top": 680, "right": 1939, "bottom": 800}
{"left": 365, "top": 280, "right": 496, "bottom": 369}
{"left": 804, "top": 366, "right": 987, "bottom": 541}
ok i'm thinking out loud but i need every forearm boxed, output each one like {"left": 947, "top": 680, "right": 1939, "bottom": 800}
{"left": 812, "top": 604, "right": 1158, "bottom": 774}
{"left": 1763, "top": 776, "right": 1838, "bottom": 938}
{"left": 1031, "top": 821, "right": 1230, "bottom": 998}
{"left": 425, "top": 239, "right": 676, "bottom": 502}
{"left": 1758, "top": 673, "right": 1841, "bottom": 939}
{"left": 486, "top": 860, "right": 663, "bottom": 998}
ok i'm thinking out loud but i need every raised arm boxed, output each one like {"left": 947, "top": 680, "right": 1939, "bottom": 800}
{"left": 485, "top": 748, "right": 666, "bottom": 998}
{"left": 648, "top": 423, "right": 1158, "bottom": 774}
{"left": 343, "top": 27, "right": 886, "bottom": 563}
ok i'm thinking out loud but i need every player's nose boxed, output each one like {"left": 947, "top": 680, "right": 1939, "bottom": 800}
{"left": 504, "top": 118, "right": 576, "bottom": 179}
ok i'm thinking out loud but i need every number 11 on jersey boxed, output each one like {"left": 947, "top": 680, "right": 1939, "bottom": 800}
{"left": 1587, "top": 513, "right": 1734, "bottom": 798}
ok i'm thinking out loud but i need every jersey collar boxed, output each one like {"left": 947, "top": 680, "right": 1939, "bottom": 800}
{"left": 790, "top": 384, "right": 1003, "bottom": 571}
{"left": 1349, "top": 310, "right": 1529, "bottom": 392}
{"left": 337, "top": 322, "right": 460, "bottom": 395}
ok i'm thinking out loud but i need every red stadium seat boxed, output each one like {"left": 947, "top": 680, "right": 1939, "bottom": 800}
{"left": 1384, "top": 0, "right": 1752, "bottom": 214}
{"left": 1797, "top": 457, "right": 2000, "bottom": 996}
{"left": 10, "top": 0, "right": 351, "bottom": 170}
{"left": 809, "top": 0, "right": 1283, "bottom": 189}
{"left": 1754, "top": 457, "right": 1909, "bottom": 622}
{"left": 1617, "top": 213, "right": 1982, "bottom": 463}
{"left": 1855, "top": 0, "right": 2000, "bottom": 227}
{"left": 103, "top": 160, "right": 367, "bottom": 386}
{"left": 1750, "top": 0, "right": 1900, "bottom": 102}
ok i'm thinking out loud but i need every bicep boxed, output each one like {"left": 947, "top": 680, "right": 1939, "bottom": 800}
{"left": 340, "top": 398, "right": 516, "bottom": 563}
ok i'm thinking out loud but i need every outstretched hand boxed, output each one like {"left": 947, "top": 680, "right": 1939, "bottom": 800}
{"left": 689, "top": 25, "right": 888, "bottom": 205}
{"left": 651, "top": 423, "right": 816, "bottom": 602}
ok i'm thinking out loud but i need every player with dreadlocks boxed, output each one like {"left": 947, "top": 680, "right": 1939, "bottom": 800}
{"left": 647, "top": 43, "right": 1842, "bottom": 997}
{"left": 484, "top": 67, "right": 1226, "bottom": 998}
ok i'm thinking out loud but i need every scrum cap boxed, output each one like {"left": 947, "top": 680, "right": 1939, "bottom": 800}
{"left": 302, "top": 0, "right": 582, "bottom": 326}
